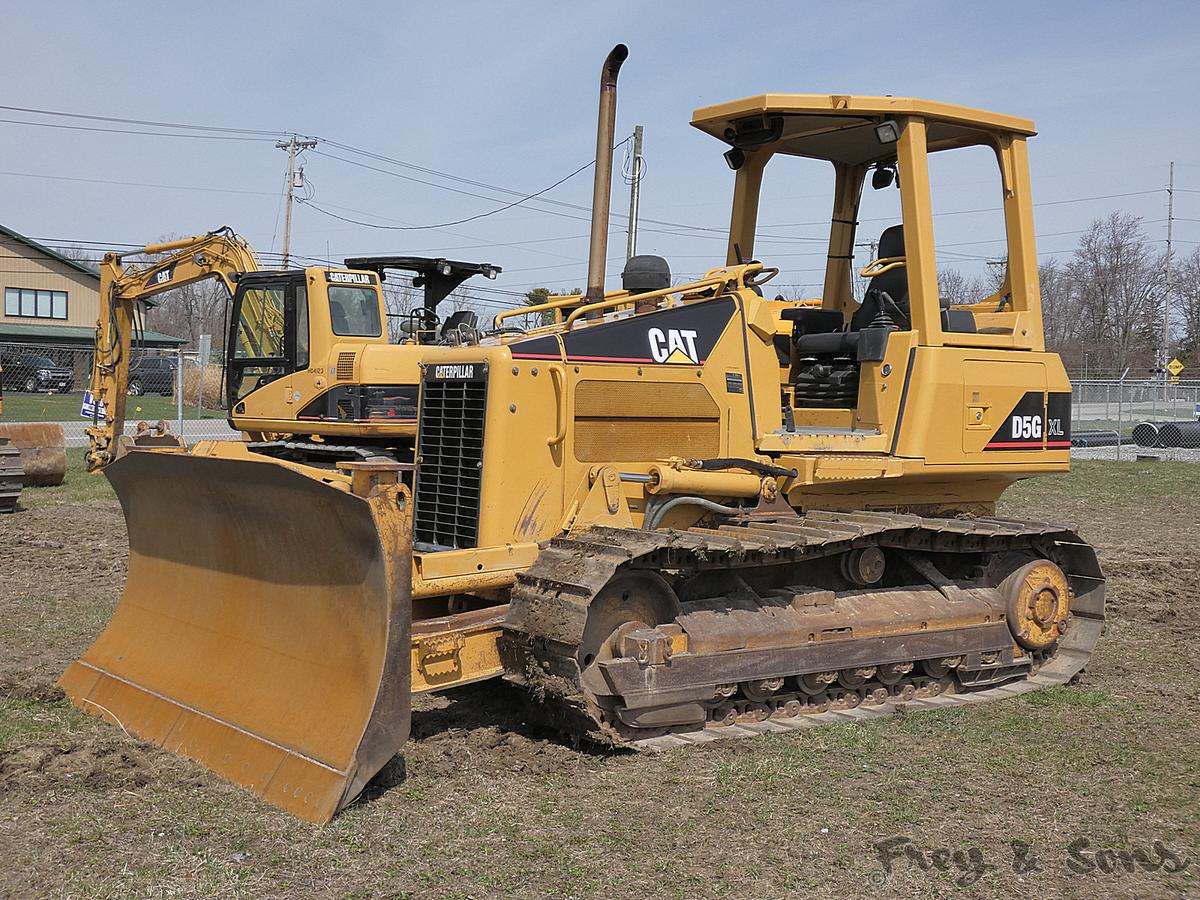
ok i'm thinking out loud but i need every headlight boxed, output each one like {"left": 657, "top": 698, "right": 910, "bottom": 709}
{"left": 37, "top": 369, "right": 51, "bottom": 377}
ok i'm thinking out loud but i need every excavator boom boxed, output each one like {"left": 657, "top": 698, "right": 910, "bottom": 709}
{"left": 86, "top": 226, "right": 259, "bottom": 469}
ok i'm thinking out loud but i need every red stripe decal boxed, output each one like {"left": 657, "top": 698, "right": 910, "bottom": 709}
{"left": 985, "top": 440, "right": 1067, "bottom": 449}
{"left": 512, "top": 353, "right": 701, "bottom": 364}
{"left": 296, "top": 416, "right": 416, "bottom": 424}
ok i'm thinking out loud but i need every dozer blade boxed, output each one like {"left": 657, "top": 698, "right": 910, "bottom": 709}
{"left": 59, "top": 450, "right": 412, "bottom": 823}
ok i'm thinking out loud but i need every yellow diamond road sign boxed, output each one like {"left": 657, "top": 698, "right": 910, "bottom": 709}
{"left": 1167, "top": 358, "right": 1185, "bottom": 377}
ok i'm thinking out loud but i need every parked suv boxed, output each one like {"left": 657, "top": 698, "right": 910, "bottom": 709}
{"left": 0, "top": 353, "right": 74, "bottom": 393}
{"left": 127, "top": 356, "right": 177, "bottom": 396}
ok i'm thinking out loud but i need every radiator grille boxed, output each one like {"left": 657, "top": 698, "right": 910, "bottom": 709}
{"left": 414, "top": 367, "right": 487, "bottom": 549}
{"left": 336, "top": 351, "right": 356, "bottom": 380}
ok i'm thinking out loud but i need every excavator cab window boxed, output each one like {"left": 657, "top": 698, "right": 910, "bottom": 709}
{"left": 226, "top": 276, "right": 306, "bottom": 405}
{"left": 328, "top": 286, "right": 382, "bottom": 337}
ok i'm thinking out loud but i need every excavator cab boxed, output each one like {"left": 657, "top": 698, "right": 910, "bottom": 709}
{"left": 224, "top": 266, "right": 398, "bottom": 436}
{"left": 224, "top": 260, "right": 500, "bottom": 452}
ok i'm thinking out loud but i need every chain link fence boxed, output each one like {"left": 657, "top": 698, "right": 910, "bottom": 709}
{"left": 0, "top": 341, "right": 237, "bottom": 448}
{"left": 1071, "top": 377, "right": 1200, "bottom": 460}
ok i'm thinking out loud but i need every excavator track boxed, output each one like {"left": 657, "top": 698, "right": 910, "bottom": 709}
{"left": 501, "top": 511, "right": 1105, "bottom": 749}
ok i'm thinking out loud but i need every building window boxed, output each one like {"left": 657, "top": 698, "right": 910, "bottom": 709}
{"left": 4, "top": 288, "right": 68, "bottom": 320}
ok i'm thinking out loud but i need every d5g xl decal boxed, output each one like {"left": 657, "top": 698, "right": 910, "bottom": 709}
{"left": 985, "top": 391, "right": 1071, "bottom": 450}
{"left": 510, "top": 298, "right": 736, "bottom": 365}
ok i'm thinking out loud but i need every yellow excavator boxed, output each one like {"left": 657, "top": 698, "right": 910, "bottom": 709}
{"left": 84, "top": 228, "right": 500, "bottom": 470}
{"left": 62, "top": 46, "right": 1103, "bottom": 823}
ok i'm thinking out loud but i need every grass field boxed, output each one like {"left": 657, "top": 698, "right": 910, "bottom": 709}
{"left": 1, "top": 460, "right": 1197, "bottom": 898}
{"left": 1, "top": 392, "right": 223, "bottom": 422}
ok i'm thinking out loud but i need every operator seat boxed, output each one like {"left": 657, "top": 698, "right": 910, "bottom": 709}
{"left": 787, "top": 223, "right": 911, "bottom": 358}
{"left": 784, "top": 224, "right": 909, "bottom": 409}
{"left": 440, "top": 310, "right": 479, "bottom": 340}
{"left": 329, "top": 299, "right": 349, "bottom": 333}
{"left": 851, "top": 224, "right": 908, "bottom": 331}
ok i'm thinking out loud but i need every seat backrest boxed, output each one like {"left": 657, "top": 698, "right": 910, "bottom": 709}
{"left": 440, "top": 309, "right": 479, "bottom": 339}
{"left": 868, "top": 224, "right": 907, "bottom": 303}
{"left": 852, "top": 224, "right": 909, "bottom": 330}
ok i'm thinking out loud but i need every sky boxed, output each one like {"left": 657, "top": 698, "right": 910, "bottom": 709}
{"left": 2, "top": 1, "right": 1198, "bottom": 317}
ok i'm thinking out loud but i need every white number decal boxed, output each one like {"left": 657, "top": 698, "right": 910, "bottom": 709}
{"left": 1010, "top": 415, "right": 1043, "bottom": 440}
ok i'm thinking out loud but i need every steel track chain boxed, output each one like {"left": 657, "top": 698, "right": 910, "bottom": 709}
{"left": 502, "top": 510, "right": 1105, "bottom": 749}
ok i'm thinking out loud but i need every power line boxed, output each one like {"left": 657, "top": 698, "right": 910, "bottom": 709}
{"left": 9, "top": 100, "right": 1193, "bottom": 239}
{"left": 308, "top": 149, "right": 595, "bottom": 221}
{"left": 0, "top": 104, "right": 288, "bottom": 136}
{"left": 301, "top": 198, "right": 592, "bottom": 262}
{"left": 312, "top": 141, "right": 761, "bottom": 239}
{"left": 759, "top": 190, "right": 1168, "bottom": 231}
{"left": 0, "top": 169, "right": 278, "bottom": 196}
{"left": 302, "top": 138, "right": 630, "bottom": 231}
{"left": 0, "top": 117, "right": 278, "bottom": 142}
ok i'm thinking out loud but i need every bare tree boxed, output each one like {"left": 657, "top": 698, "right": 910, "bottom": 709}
{"left": 380, "top": 279, "right": 419, "bottom": 342}
{"left": 1038, "top": 258, "right": 1077, "bottom": 349}
{"left": 1176, "top": 246, "right": 1200, "bottom": 367}
{"left": 937, "top": 267, "right": 988, "bottom": 305}
{"left": 142, "top": 280, "right": 231, "bottom": 351}
{"left": 1067, "top": 212, "right": 1163, "bottom": 374}
{"left": 56, "top": 245, "right": 101, "bottom": 270}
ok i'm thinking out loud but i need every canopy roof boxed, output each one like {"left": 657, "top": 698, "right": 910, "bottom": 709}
{"left": 691, "top": 94, "right": 1036, "bottom": 166}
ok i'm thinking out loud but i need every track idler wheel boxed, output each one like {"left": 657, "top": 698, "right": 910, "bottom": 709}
{"left": 578, "top": 571, "right": 680, "bottom": 670}
{"left": 1001, "top": 559, "right": 1072, "bottom": 650}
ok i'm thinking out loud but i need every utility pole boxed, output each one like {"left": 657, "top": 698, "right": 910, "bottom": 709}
{"left": 1162, "top": 160, "right": 1175, "bottom": 383}
{"left": 625, "top": 125, "right": 644, "bottom": 261}
{"left": 276, "top": 134, "right": 318, "bottom": 268}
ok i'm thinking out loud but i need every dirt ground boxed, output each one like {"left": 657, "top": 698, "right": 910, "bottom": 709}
{"left": 1, "top": 460, "right": 1198, "bottom": 899}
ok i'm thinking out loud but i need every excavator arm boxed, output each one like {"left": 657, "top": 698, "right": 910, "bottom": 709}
{"left": 86, "top": 227, "right": 260, "bottom": 470}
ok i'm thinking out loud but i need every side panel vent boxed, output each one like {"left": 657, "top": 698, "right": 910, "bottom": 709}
{"left": 573, "top": 380, "right": 720, "bottom": 461}
{"left": 336, "top": 352, "right": 357, "bottom": 380}
{"left": 413, "top": 364, "right": 488, "bottom": 550}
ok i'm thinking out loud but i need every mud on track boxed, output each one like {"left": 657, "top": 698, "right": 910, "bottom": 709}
{"left": 1, "top": 463, "right": 1198, "bottom": 898}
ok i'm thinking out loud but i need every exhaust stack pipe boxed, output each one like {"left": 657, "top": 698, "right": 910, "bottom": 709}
{"left": 584, "top": 43, "right": 629, "bottom": 316}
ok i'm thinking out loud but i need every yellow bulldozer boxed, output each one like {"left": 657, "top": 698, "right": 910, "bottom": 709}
{"left": 62, "top": 45, "right": 1104, "bottom": 823}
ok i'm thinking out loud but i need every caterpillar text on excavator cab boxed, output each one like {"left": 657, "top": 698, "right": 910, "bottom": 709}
{"left": 62, "top": 46, "right": 1103, "bottom": 823}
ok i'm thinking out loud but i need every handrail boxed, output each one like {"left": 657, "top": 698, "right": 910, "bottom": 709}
{"left": 562, "top": 275, "right": 727, "bottom": 330}
{"left": 493, "top": 292, "right": 602, "bottom": 326}
{"left": 547, "top": 364, "right": 567, "bottom": 447}
{"left": 498, "top": 264, "right": 760, "bottom": 333}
